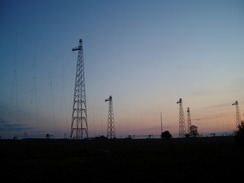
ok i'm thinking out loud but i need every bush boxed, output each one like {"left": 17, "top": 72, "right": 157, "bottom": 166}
{"left": 234, "top": 121, "right": 244, "bottom": 145}
{"left": 161, "top": 131, "right": 172, "bottom": 139}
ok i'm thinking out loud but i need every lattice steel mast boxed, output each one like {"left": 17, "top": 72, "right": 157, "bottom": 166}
{"left": 105, "top": 96, "right": 115, "bottom": 139}
{"left": 232, "top": 100, "right": 241, "bottom": 128}
{"left": 70, "top": 39, "right": 88, "bottom": 139}
{"left": 177, "top": 98, "right": 186, "bottom": 138}
{"left": 187, "top": 107, "right": 192, "bottom": 134}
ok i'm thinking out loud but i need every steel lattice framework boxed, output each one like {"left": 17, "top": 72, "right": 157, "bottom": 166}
{"left": 105, "top": 96, "right": 115, "bottom": 139}
{"left": 232, "top": 100, "right": 241, "bottom": 128}
{"left": 70, "top": 39, "right": 88, "bottom": 139}
{"left": 187, "top": 107, "right": 192, "bottom": 134}
{"left": 177, "top": 98, "right": 186, "bottom": 138}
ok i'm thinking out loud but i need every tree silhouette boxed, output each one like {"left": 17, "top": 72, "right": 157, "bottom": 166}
{"left": 161, "top": 131, "right": 172, "bottom": 139}
{"left": 235, "top": 121, "right": 244, "bottom": 145}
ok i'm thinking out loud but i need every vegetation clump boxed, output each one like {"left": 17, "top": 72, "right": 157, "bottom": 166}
{"left": 235, "top": 121, "right": 244, "bottom": 145}
{"left": 161, "top": 130, "right": 172, "bottom": 139}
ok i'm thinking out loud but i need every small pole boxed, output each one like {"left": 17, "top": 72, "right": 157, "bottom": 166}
{"left": 160, "top": 112, "right": 163, "bottom": 134}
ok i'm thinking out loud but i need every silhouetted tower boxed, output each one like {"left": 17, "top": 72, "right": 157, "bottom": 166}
{"left": 105, "top": 96, "right": 115, "bottom": 139}
{"left": 177, "top": 98, "right": 186, "bottom": 138}
{"left": 232, "top": 100, "right": 241, "bottom": 128}
{"left": 70, "top": 39, "right": 88, "bottom": 139}
{"left": 187, "top": 107, "right": 192, "bottom": 134}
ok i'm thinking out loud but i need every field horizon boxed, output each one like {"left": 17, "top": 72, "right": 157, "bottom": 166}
{"left": 1, "top": 136, "right": 243, "bottom": 182}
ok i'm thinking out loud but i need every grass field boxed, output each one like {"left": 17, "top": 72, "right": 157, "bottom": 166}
{"left": 1, "top": 137, "right": 243, "bottom": 182}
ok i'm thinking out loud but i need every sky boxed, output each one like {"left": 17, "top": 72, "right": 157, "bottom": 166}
{"left": 0, "top": 0, "right": 244, "bottom": 139}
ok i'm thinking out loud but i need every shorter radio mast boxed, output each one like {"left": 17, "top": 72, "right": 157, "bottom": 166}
{"left": 177, "top": 98, "right": 186, "bottom": 138}
{"left": 232, "top": 100, "right": 241, "bottom": 128}
{"left": 105, "top": 96, "right": 115, "bottom": 139}
{"left": 187, "top": 107, "right": 192, "bottom": 134}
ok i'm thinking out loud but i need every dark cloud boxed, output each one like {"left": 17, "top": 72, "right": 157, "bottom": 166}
{"left": 192, "top": 113, "right": 230, "bottom": 122}
{"left": 191, "top": 89, "right": 216, "bottom": 96}
{"left": 203, "top": 102, "right": 231, "bottom": 109}
{"left": 0, "top": 117, "right": 10, "bottom": 125}
{"left": 192, "top": 116, "right": 217, "bottom": 121}
{"left": 0, "top": 117, "right": 32, "bottom": 131}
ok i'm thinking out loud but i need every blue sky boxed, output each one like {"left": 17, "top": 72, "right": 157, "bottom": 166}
{"left": 0, "top": 0, "right": 244, "bottom": 138}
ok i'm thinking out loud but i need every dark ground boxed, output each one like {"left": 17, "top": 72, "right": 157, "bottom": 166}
{"left": 1, "top": 136, "right": 243, "bottom": 182}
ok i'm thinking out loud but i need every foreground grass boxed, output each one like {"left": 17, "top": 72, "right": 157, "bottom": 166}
{"left": 1, "top": 137, "right": 243, "bottom": 182}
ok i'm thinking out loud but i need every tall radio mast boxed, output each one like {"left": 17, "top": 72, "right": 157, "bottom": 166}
{"left": 70, "top": 39, "right": 88, "bottom": 139}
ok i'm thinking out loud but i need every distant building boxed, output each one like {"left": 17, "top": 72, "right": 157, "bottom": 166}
{"left": 190, "top": 125, "right": 199, "bottom": 137}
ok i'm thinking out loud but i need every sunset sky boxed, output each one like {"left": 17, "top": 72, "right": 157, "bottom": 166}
{"left": 1, "top": 0, "right": 244, "bottom": 138}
